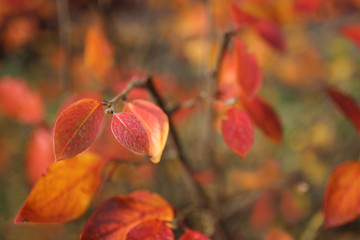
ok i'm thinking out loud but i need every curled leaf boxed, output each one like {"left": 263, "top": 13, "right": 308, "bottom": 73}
{"left": 221, "top": 106, "right": 254, "bottom": 157}
{"left": 53, "top": 98, "right": 104, "bottom": 161}
{"left": 111, "top": 112, "right": 150, "bottom": 154}
{"left": 80, "top": 190, "right": 174, "bottom": 240}
{"left": 323, "top": 161, "right": 360, "bottom": 227}
{"left": 15, "top": 153, "right": 105, "bottom": 223}
{"left": 124, "top": 100, "right": 169, "bottom": 163}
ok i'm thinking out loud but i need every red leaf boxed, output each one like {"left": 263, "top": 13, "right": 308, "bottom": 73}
{"left": 0, "top": 77, "right": 44, "bottom": 124}
{"left": 325, "top": 87, "right": 360, "bottom": 134}
{"left": 250, "top": 191, "right": 275, "bottom": 230}
{"left": 80, "top": 190, "right": 174, "bottom": 240}
{"left": 221, "top": 107, "right": 254, "bottom": 157}
{"left": 111, "top": 112, "right": 150, "bottom": 154}
{"left": 323, "top": 161, "right": 360, "bottom": 227}
{"left": 340, "top": 24, "right": 360, "bottom": 49}
{"left": 179, "top": 229, "right": 210, "bottom": 240}
{"left": 265, "top": 228, "right": 294, "bottom": 240}
{"left": 253, "top": 21, "right": 286, "bottom": 52}
{"left": 234, "top": 39, "right": 263, "bottom": 100}
{"left": 280, "top": 189, "right": 303, "bottom": 224}
{"left": 126, "top": 219, "right": 174, "bottom": 240}
{"left": 53, "top": 98, "right": 104, "bottom": 161}
{"left": 124, "top": 100, "right": 169, "bottom": 163}
{"left": 231, "top": 2, "right": 257, "bottom": 27}
{"left": 25, "top": 127, "right": 54, "bottom": 185}
{"left": 294, "top": 0, "right": 323, "bottom": 13}
{"left": 15, "top": 153, "right": 105, "bottom": 223}
{"left": 240, "top": 96, "right": 282, "bottom": 143}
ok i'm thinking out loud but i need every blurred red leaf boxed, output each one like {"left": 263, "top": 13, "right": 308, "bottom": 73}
{"left": 84, "top": 21, "right": 114, "bottom": 82}
{"left": 80, "top": 190, "right": 174, "bottom": 240}
{"left": 179, "top": 229, "right": 210, "bottom": 240}
{"left": 294, "top": 0, "right": 323, "bottom": 13}
{"left": 15, "top": 153, "right": 105, "bottom": 223}
{"left": 124, "top": 100, "right": 169, "bottom": 163}
{"left": 253, "top": 20, "right": 285, "bottom": 52}
{"left": 221, "top": 106, "right": 253, "bottom": 157}
{"left": 340, "top": 23, "right": 360, "bottom": 49}
{"left": 265, "top": 228, "right": 294, "bottom": 240}
{"left": 250, "top": 191, "right": 275, "bottom": 230}
{"left": 126, "top": 219, "right": 174, "bottom": 240}
{"left": 325, "top": 87, "right": 360, "bottom": 135}
{"left": 53, "top": 98, "right": 104, "bottom": 161}
{"left": 193, "top": 168, "right": 215, "bottom": 185}
{"left": 234, "top": 39, "right": 263, "bottom": 100}
{"left": 25, "top": 127, "right": 54, "bottom": 185}
{"left": 280, "top": 189, "right": 303, "bottom": 225}
{"left": 240, "top": 96, "right": 282, "bottom": 143}
{"left": 217, "top": 51, "right": 242, "bottom": 100}
{"left": 323, "top": 161, "right": 360, "bottom": 227}
{"left": 111, "top": 112, "right": 150, "bottom": 154}
{"left": 0, "top": 77, "right": 44, "bottom": 124}
{"left": 231, "top": 2, "right": 257, "bottom": 27}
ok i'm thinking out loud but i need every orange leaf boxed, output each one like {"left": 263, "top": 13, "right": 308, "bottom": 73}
{"left": 340, "top": 23, "right": 360, "bottom": 49}
{"left": 111, "top": 112, "right": 150, "bottom": 154}
{"left": 323, "top": 161, "right": 360, "bottom": 227}
{"left": 265, "top": 228, "right": 294, "bottom": 240}
{"left": 221, "top": 106, "right": 254, "bottom": 157}
{"left": 250, "top": 191, "right": 276, "bottom": 230}
{"left": 80, "top": 190, "right": 174, "bottom": 240}
{"left": 124, "top": 100, "right": 169, "bottom": 163}
{"left": 53, "top": 98, "right": 104, "bottom": 161}
{"left": 15, "top": 152, "right": 105, "bottom": 223}
{"left": 217, "top": 51, "right": 242, "bottom": 100}
{"left": 25, "top": 127, "right": 54, "bottom": 185}
{"left": 84, "top": 21, "right": 114, "bottom": 81}
{"left": 0, "top": 77, "right": 44, "bottom": 125}
{"left": 126, "top": 219, "right": 174, "bottom": 240}
{"left": 179, "top": 229, "right": 210, "bottom": 240}
{"left": 234, "top": 39, "right": 263, "bottom": 100}
{"left": 326, "top": 87, "right": 360, "bottom": 135}
{"left": 240, "top": 96, "right": 282, "bottom": 143}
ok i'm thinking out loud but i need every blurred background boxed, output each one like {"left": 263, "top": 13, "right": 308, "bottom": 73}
{"left": 1, "top": 0, "right": 360, "bottom": 239}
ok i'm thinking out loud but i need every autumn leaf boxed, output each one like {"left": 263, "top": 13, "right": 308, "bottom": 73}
{"left": 221, "top": 106, "right": 254, "bottom": 157}
{"left": 80, "top": 190, "right": 174, "bottom": 240}
{"left": 111, "top": 112, "right": 150, "bottom": 154}
{"left": 234, "top": 39, "right": 263, "bottom": 100}
{"left": 231, "top": 2, "right": 257, "bottom": 27}
{"left": 0, "top": 77, "right": 44, "bottom": 125}
{"left": 84, "top": 21, "right": 114, "bottom": 82}
{"left": 280, "top": 189, "right": 303, "bottom": 225}
{"left": 179, "top": 229, "right": 210, "bottom": 240}
{"left": 340, "top": 23, "right": 360, "bottom": 49}
{"left": 250, "top": 191, "right": 275, "bottom": 230}
{"left": 53, "top": 98, "right": 104, "bottom": 161}
{"left": 253, "top": 20, "right": 285, "bottom": 52}
{"left": 265, "top": 228, "right": 294, "bottom": 240}
{"left": 240, "top": 96, "right": 282, "bottom": 143}
{"left": 323, "top": 161, "right": 360, "bottom": 227}
{"left": 124, "top": 100, "right": 169, "bottom": 163}
{"left": 325, "top": 87, "right": 360, "bottom": 135}
{"left": 25, "top": 127, "right": 54, "bottom": 185}
{"left": 15, "top": 152, "right": 105, "bottom": 223}
{"left": 126, "top": 219, "right": 174, "bottom": 240}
